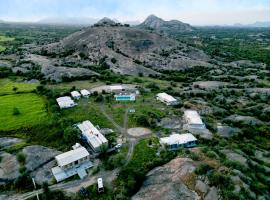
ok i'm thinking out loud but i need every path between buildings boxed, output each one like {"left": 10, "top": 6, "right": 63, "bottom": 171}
{"left": 7, "top": 169, "right": 119, "bottom": 200}
{"left": 9, "top": 103, "right": 139, "bottom": 200}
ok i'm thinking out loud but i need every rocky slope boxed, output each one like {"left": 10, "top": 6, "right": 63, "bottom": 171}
{"left": 132, "top": 157, "right": 217, "bottom": 200}
{"left": 138, "top": 15, "right": 194, "bottom": 33}
{"left": 41, "top": 18, "right": 212, "bottom": 76}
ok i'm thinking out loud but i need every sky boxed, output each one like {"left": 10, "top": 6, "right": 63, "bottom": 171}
{"left": 0, "top": 0, "right": 270, "bottom": 25}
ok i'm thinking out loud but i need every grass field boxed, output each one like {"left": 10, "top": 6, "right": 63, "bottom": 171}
{"left": 0, "top": 79, "right": 38, "bottom": 95}
{"left": 0, "top": 36, "right": 15, "bottom": 42}
{"left": 0, "top": 93, "right": 47, "bottom": 131}
{"left": 128, "top": 93, "right": 172, "bottom": 127}
{"left": 0, "top": 36, "right": 15, "bottom": 52}
{"left": 46, "top": 80, "right": 104, "bottom": 93}
{"left": 0, "top": 45, "right": 5, "bottom": 52}
{"left": 61, "top": 98, "right": 114, "bottom": 129}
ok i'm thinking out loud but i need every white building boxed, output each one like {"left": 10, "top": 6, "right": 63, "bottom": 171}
{"left": 56, "top": 96, "right": 76, "bottom": 109}
{"left": 71, "top": 91, "right": 81, "bottom": 99}
{"left": 184, "top": 110, "right": 205, "bottom": 129}
{"left": 51, "top": 145, "right": 93, "bottom": 182}
{"left": 160, "top": 133, "right": 197, "bottom": 150}
{"left": 156, "top": 93, "right": 178, "bottom": 106}
{"left": 109, "top": 85, "right": 124, "bottom": 93}
{"left": 80, "top": 89, "right": 91, "bottom": 97}
{"left": 77, "top": 120, "right": 108, "bottom": 152}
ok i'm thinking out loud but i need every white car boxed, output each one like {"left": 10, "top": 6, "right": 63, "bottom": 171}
{"left": 115, "top": 143, "right": 122, "bottom": 149}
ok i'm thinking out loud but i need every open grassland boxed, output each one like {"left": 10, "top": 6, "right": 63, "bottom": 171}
{"left": 0, "top": 93, "right": 48, "bottom": 131}
{"left": 0, "top": 79, "right": 38, "bottom": 95}
{"left": 46, "top": 80, "right": 104, "bottom": 93}
{"left": 61, "top": 98, "right": 114, "bottom": 129}
{"left": 0, "top": 36, "right": 15, "bottom": 52}
{"left": 128, "top": 93, "right": 173, "bottom": 127}
{"left": 0, "top": 36, "right": 15, "bottom": 42}
{"left": 0, "top": 45, "right": 6, "bottom": 52}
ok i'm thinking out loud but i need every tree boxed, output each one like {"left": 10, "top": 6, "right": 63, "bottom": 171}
{"left": 95, "top": 95, "right": 104, "bottom": 102}
{"left": 63, "top": 127, "right": 80, "bottom": 144}
{"left": 12, "top": 86, "right": 18, "bottom": 92}
{"left": 16, "top": 152, "right": 26, "bottom": 164}
{"left": 13, "top": 107, "right": 21, "bottom": 115}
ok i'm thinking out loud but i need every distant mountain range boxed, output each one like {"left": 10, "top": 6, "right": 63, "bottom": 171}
{"left": 37, "top": 17, "right": 99, "bottom": 26}
{"left": 233, "top": 21, "right": 270, "bottom": 28}
{"left": 138, "top": 15, "right": 194, "bottom": 33}
{"left": 0, "top": 16, "right": 269, "bottom": 28}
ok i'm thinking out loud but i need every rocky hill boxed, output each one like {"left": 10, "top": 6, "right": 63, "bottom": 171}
{"left": 132, "top": 157, "right": 219, "bottom": 200}
{"left": 41, "top": 18, "right": 211, "bottom": 76}
{"left": 138, "top": 15, "right": 194, "bottom": 33}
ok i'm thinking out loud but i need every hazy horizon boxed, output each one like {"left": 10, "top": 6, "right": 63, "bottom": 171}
{"left": 0, "top": 0, "right": 270, "bottom": 26}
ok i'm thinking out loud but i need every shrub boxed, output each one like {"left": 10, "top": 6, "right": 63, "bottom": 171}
{"left": 195, "top": 163, "right": 213, "bottom": 175}
{"left": 206, "top": 151, "right": 218, "bottom": 159}
{"left": 208, "top": 171, "right": 233, "bottom": 189}
{"left": 95, "top": 95, "right": 104, "bottom": 102}
{"left": 13, "top": 107, "right": 21, "bottom": 115}
{"left": 16, "top": 152, "right": 26, "bottom": 164}
{"left": 111, "top": 58, "right": 117, "bottom": 64}
{"left": 63, "top": 127, "right": 80, "bottom": 144}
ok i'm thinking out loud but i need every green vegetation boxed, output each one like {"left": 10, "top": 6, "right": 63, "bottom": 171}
{"left": 0, "top": 36, "right": 15, "bottom": 42}
{"left": 0, "top": 45, "right": 6, "bottom": 52}
{"left": 0, "top": 79, "right": 38, "bottom": 95}
{"left": 0, "top": 93, "right": 47, "bottom": 130}
{"left": 115, "top": 138, "right": 176, "bottom": 197}
{"left": 0, "top": 35, "right": 15, "bottom": 52}
{"left": 176, "top": 27, "right": 270, "bottom": 65}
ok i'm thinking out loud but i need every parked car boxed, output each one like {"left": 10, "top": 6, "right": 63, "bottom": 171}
{"left": 115, "top": 143, "right": 122, "bottom": 149}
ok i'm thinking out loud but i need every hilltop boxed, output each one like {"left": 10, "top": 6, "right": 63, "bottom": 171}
{"left": 138, "top": 15, "right": 194, "bottom": 33}
{"left": 39, "top": 17, "right": 210, "bottom": 77}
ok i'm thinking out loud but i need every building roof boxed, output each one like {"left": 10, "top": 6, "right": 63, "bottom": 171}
{"left": 160, "top": 133, "right": 197, "bottom": 145}
{"left": 71, "top": 91, "right": 81, "bottom": 97}
{"left": 55, "top": 147, "right": 89, "bottom": 167}
{"left": 184, "top": 110, "right": 204, "bottom": 125}
{"left": 157, "top": 92, "right": 177, "bottom": 102}
{"left": 56, "top": 96, "right": 75, "bottom": 108}
{"left": 77, "top": 120, "right": 108, "bottom": 149}
{"left": 110, "top": 85, "right": 123, "bottom": 91}
{"left": 80, "top": 89, "right": 90, "bottom": 96}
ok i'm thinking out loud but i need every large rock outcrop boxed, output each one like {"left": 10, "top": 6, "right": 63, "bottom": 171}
{"left": 132, "top": 158, "right": 200, "bottom": 200}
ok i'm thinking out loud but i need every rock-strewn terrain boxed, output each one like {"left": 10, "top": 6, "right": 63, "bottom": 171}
{"left": 132, "top": 158, "right": 201, "bottom": 200}
{"left": 41, "top": 18, "right": 212, "bottom": 76}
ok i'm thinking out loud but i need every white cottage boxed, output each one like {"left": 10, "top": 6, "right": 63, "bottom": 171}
{"left": 160, "top": 133, "right": 197, "bottom": 150}
{"left": 184, "top": 110, "right": 205, "bottom": 129}
{"left": 51, "top": 145, "right": 93, "bottom": 182}
{"left": 56, "top": 96, "right": 76, "bottom": 109}
{"left": 71, "top": 91, "right": 81, "bottom": 99}
{"left": 77, "top": 120, "right": 108, "bottom": 152}
{"left": 156, "top": 93, "right": 178, "bottom": 106}
{"left": 80, "top": 89, "right": 91, "bottom": 97}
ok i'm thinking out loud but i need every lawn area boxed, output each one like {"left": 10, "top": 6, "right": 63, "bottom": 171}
{"left": 0, "top": 36, "right": 15, "bottom": 52}
{"left": 0, "top": 35, "right": 15, "bottom": 42}
{"left": 0, "top": 78, "right": 38, "bottom": 95}
{"left": 61, "top": 98, "right": 115, "bottom": 129}
{"left": 0, "top": 93, "right": 48, "bottom": 131}
{"left": 104, "top": 103, "right": 126, "bottom": 126}
{"left": 0, "top": 45, "right": 5, "bottom": 52}
{"left": 46, "top": 80, "right": 104, "bottom": 93}
{"left": 127, "top": 137, "right": 160, "bottom": 168}
{"left": 128, "top": 93, "right": 171, "bottom": 127}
